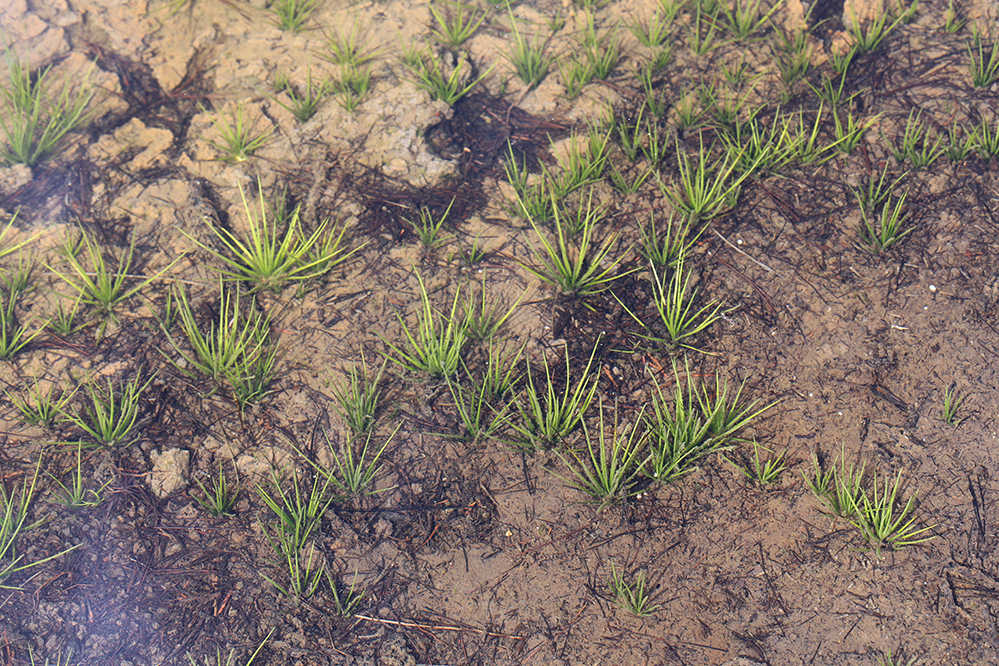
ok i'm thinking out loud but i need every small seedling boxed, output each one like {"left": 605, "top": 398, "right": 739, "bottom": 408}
{"left": 186, "top": 629, "right": 272, "bottom": 666}
{"left": 272, "top": 68, "right": 329, "bottom": 122}
{"left": 941, "top": 384, "right": 964, "bottom": 426}
{"left": 944, "top": 0, "right": 964, "bottom": 33}
{"left": 255, "top": 467, "right": 335, "bottom": 553}
{"left": 327, "top": 570, "right": 365, "bottom": 617}
{"left": 511, "top": 340, "right": 600, "bottom": 450}
{"left": 203, "top": 102, "right": 273, "bottom": 163}
{"left": 557, "top": 57, "right": 593, "bottom": 100}
{"left": 446, "top": 364, "right": 512, "bottom": 445}
{"left": 662, "top": 136, "right": 756, "bottom": 223}
{"left": 695, "top": 370, "right": 778, "bottom": 444}
{"left": 857, "top": 192, "right": 912, "bottom": 254}
{"left": 643, "top": 367, "right": 714, "bottom": 483}
{"left": 686, "top": 6, "right": 724, "bottom": 56}
{"left": 638, "top": 211, "right": 704, "bottom": 269}
{"left": 717, "top": 0, "right": 785, "bottom": 40}
{"left": 268, "top": 0, "right": 319, "bottom": 32}
{"left": 890, "top": 109, "right": 944, "bottom": 169}
{"left": 63, "top": 371, "right": 155, "bottom": 448}
{"left": 382, "top": 272, "right": 468, "bottom": 378}
{"left": 608, "top": 562, "right": 659, "bottom": 616}
{"left": 625, "top": 10, "right": 673, "bottom": 47}
{"left": 553, "top": 401, "right": 649, "bottom": 510}
{"left": 332, "top": 64, "right": 372, "bottom": 111}
{"left": 773, "top": 27, "right": 813, "bottom": 87}
{"left": 461, "top": 271, "right": 525, "bottom": 342}
{"left": 192, "top": 463, "right": 239, "bottom": 517}
{"left": 407, "top": 197, "right": 455, "bottom": 249}
{"left": 879, "top": 648, "right": 920, "bottom": 666}
{"left": 804, "top": 446, "right": 866, "bottom": 520}
{"left": 579, "top": 14, "right": 621, "bottom": 80}
{"left": 48, "top": 441, "right": 112, "bottom": 508}
{"left": 968, "top": 23, "right": 999, "bottom": 88}
{"left": 429, "top": 1, "right": 487, "bottom": 50}
{"left": 0, "top": 49, "right": 95, "bottom": 166}
{"left": 0, "top": 288, "right": 43, "bottom": 360}
{"left": 847, "top": 5, "right": 905, "bottom": 56}
{"left": 318, "top": 425, "right": 397, "bottom": 496}
{"left": 187, "top": 182, "right": 359, "bottom": 293}
{"left": 324, "top": 23, "right": 379, "bottom": 68}
{"left": 261, "top": 531, "right": 324, "bottom": 602}
{"left": 726, "top": 439, "right": 788, "bottom": 485}
{"left": 331, "top": 355, "right": 386, "bottom": 435}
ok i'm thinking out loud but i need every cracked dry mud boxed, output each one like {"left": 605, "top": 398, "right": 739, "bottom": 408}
{"left": 1, "top": 0, "right": 999, "bottom": 664}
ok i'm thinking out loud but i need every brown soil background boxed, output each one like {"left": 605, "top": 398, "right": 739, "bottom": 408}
{"left": 1, "top": 0, "right": 999, "bottom": 664}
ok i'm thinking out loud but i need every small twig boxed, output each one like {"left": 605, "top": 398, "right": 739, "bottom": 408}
{"left": 713, "top": 229, "right": 781, "bottom": 277}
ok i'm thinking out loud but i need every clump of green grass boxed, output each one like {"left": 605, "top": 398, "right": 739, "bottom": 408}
{"left": 0, "top": 48, "right": 95, "bottom": 166}
{"left": 553, "top": 400, "right": 649, "bottom": 509}
{"left": 48, "top": 230, "right": 173, "bottom": 338}
{"left": 186, "top": 182, "right": 360, "bottom": 294}
{"left": 857, "top": 190, "right": 912, "bottom": 254}
{"left": 407, "top": 197, "right": 455, "bottom": 249}
{"left": 967, "top": 23, "right": 999, "bottom": 88}
{"left": 429, "top": 1, "right": 487, "bottom": 50}
{"left": 941, "top": 384, "right": 964, "bottom": 426}
{"left": 523, "top": 193, "right": 631, "bottom": 301}
{"left": 642, "top": 361, "right": 776, "bottom": 484}
{"left": 511, "top": 341, "right": 600, "bottom": 450}
{"left": 608, "top": 562, "right": 660, "bottom": 616}
{"left": 805, "top": 448, "right": 936, "bottom": 556}
{"left": 268, "top": 0, "right": 320, "bottom": 32}
{"left": 504, "top": 14, "right": 551, "bottom": 90}
{"left": 165, "top": 282, "right": 279, "bottom": 409}
{"left": 192, "top": 463, "right": 240, "bottom": 517}
{"left": 402, "top": 46, "right": 493, "bottom": 105}
{"left": 725, "top": 439, "right": 788, "bottom": 485}
{"left": 8, "top": 379, "right": 77, "bottom": 428}
{"left": 330, "top": 355, "right": 386, "bottom": 435}
{"left": 62, "top": 371, "right": 155, "bottom": 448}
{"left": 382, "top": 272, "right": 468, "bottom": 378}
{"left": 318, "top": 425, "right": 398, "bottom": 496}
{"left": 617, "top": 255, "right": 725, "bottom": 352}
{"left": 203, "top": 102, "right": 273, "bottom": 163}
{"left": 272, "top": 68, "right": 329, "bottom": 122}
{"left": 1, "top": 459, "right": 79, "bottom": 589}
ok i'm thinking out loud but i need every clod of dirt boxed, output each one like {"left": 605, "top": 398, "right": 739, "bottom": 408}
{"left": 149, "top": 447, "right": 190, "bottom": 498}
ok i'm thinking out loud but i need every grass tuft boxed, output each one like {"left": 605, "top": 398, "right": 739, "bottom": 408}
{"left": 0, "top": 48, "right": 94, "bottom": 166}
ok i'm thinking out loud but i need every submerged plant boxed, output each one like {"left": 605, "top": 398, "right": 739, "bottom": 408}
{"left": 382, "top": 272, "right": 468, "bottom": 378}
{"left": 511, "top": 341, "right": 601, "bottom": 450}
{"left": 0, "top": 48, "right": 95, "bottom": 166}
{"left": 203, "top": 103, "right": 273, "bottom": 163}
{"left": 1, "top": 460, "right": 80, "bottom": 589}
{"left": 608, "top": 562, "right": 660, "bottom": 616}
{"left": 63, "top": 372, "right": 155, "bottom": 448}
{"left": 553, "top": 401, "right": 649, "bottom": 509}
{"left": 187, "top": 182, "right": 359, "bottom": 293}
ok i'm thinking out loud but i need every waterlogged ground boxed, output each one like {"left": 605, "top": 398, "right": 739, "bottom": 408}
{"left": 2, "top": 0, "right": 999, "bottom": 664}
